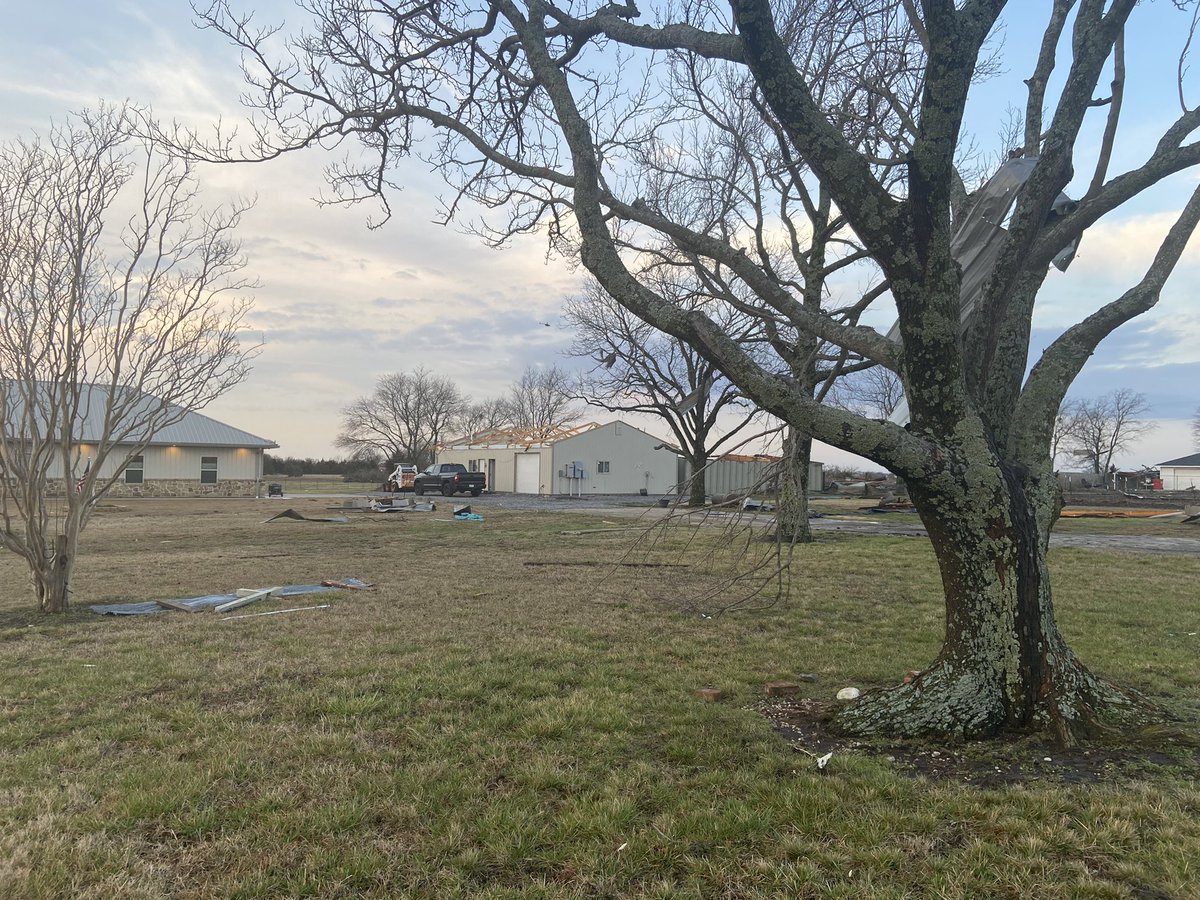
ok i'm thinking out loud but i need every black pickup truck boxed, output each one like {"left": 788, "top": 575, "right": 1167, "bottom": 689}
{"left": 413, "top": 463, "right": 486, "bottom": 497}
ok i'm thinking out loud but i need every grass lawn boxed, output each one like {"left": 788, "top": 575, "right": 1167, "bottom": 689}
{"left": 1, "top": 499, "right": 1197, "bottom": 898}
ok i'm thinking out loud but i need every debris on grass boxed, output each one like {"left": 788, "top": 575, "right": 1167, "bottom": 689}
{"left": 213, "top": 586, "right": 284, "bottom": 614}
{"left": 154, "top": 599, "right": 201, "bottom": 613}
{"left": 836, "top": 687, "right": 861, "bottom": 701}
{"left": 263, "top": 508, "right": 350, "bottom": 524}
{"left": 368, "top": 498, "right": 436, "bottom": 512}
{"left": 766, "top": 681, "right": 800, "bottom": 697}
{"left": 695, "top": 688, "right": 722, "bottom": 702}
{"left": 221, "top": 604, "right": 332, "bottom": 622}
{"left": 90, "top": 578, "right": 373, "bottom": 616}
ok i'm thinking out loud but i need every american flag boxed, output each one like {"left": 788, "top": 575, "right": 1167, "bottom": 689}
{"left": 75, "top": 458, "right": 90, "bottom": 496}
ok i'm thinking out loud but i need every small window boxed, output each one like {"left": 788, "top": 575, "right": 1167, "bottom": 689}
{"left": 597, "top": 461, "right": 610, "bottom": 474}
{"left": 200, "top": 456, "right": 218, "bottom": 484}
{"left": 125, "top": 455, "right": 144, "bottom": 485}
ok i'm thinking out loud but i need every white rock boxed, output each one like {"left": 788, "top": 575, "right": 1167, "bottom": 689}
{"left": 836, "top": 687, "right": 861, "bottom": 701}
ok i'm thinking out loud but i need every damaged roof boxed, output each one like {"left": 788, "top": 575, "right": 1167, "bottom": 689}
{"left": 442, "top": 422, "right": 604, "bottom": 449}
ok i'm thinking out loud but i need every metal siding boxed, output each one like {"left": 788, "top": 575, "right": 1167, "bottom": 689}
{"left": 551, "top": 422, "right": 677, "bottom": 495}
{"left": 1161, "top": 466, "right": 1200, "bottom": 490}
{"left": 688, "top": 458, "right": 825, "bottom": 496}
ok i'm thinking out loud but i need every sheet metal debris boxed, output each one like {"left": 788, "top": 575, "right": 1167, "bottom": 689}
{"left": 213, "top": 586, "right": 283, "bottom": 613}
{"left": 89, "top": 578, "right": 373, "bottom": 616}
{"left": 263, "top": 508, "right": 350, "bottom": 523}
{"left": 368, "top": 498, "right": 436, "bottom": 512}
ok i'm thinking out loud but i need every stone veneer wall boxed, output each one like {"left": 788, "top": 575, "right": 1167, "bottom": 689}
{"left": 47, "top": 479, "right": 261, "bottom": 498}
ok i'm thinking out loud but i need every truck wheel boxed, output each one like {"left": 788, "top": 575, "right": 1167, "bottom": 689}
{"left": 470, "top": 488, "right": 482, "bottom": 497}
{"left": 442, "top": 484, "right": 455, "bottom": 497}
{"left": 414, "top": 484, "right": 424, "bottom": 496}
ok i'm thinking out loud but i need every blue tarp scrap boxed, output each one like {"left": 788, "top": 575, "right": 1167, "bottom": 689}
{"left": 89, "top": 578, "right": 373, "bottom": 616}
{"left": 453, "top": 512, "right": 484, "bottom": 521}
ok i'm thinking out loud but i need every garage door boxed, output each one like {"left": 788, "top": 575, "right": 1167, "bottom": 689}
{"left": 515, "top": 452, "right": 540, "bottom": 494}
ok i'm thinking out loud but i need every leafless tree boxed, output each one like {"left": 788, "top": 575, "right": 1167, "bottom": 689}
{"left": 833, "top": 365, "right": 905, "bottom": 420}
{"left": 454, "top": 397, "right": 512, "bottom": 441}
{"left": 188, "top": 0, "right": 1200, "bottom": 742}
{"left": 1192, "top": 406, "right": 1199, "bottom": 451}
{"left": 0, "top": 106, "right": 255, "bottom": 613}
{"left": 566, "top": 279, "right": 762, "bottom": 505}
{"left": 337, "top": 368, "right": 465, "bottom": 469}
{"left": 1051, "top": 398, "right": 1081, "bottom": 469}
{"left": 1062, "top": 389, "right": 1155, "bottom": 478}
{"left": 505, "top": 364, "right": 579, "bottom": 436}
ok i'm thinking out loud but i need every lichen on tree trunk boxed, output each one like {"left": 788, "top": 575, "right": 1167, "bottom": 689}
{"left": 833, "top": 442, "right": 1157, "bottom": 743}
{"left": 774, "top": 428, "right": 812, "bottom": 544}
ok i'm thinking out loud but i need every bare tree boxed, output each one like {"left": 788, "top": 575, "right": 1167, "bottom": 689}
{"left": 833, "top": 366, "right": 905, "bottom": 420}
{"left": 336, "top": 368, "right": 465, "bottom": 469}
{"left": 505, "top": 365, "right": 579, "bottom": 436}
{"left": 566, "top": 279, "right": 761, "bottom": 505}
{"left": 1062, "top": 389, "right": 1155, "bottom": 479}
{"left": 1192, "top": 406, "right": 1200, "bottom": 451}
{"left": 190, "top": 0, "right": 1200, "bottom": 742}
{"left": 0, "top": 106, "right": 255, "bottom": 613}
{"left": 1051, "top": 398, "right": 1081, "bottom": 470}
{"left": 454, "top": 396, "right": 511, "bottom": 441}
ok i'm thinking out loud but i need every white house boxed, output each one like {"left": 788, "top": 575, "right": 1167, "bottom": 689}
{"left": 1158, "top": 453, "right": 1200, "bottom": 491}
{"left": 438, "top": 421, "right": 679, "bottom": 495}
{"left": 4, "top": 383, "right": 277, "bottom": 498}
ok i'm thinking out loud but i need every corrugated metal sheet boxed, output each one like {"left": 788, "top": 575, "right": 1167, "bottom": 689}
{"left": 684, "top": 457, "right": 824, "bottom": 496}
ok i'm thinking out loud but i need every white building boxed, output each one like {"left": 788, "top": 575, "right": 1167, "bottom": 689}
{"left": 438, "top": 421, "right": 679, "bottom": 496}
{"left": 1158, "top": 453, "right": 1200, "bottom": 491}
{"left": 4, "top": 383, "right": 277, "bottom": 497}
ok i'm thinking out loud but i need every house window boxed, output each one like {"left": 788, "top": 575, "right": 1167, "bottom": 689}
{"left": 597, "top": 461, "right": 610, "bottom": 473}
{"left": 124, "top": 456, "right": 144, "bottom": 485}
{"left": 200, "top": 456, "right": 218, "bottom": 484}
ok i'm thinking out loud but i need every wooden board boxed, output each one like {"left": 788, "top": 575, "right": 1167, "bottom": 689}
{"left": 155, "top": 599, "right": 200, "bottom": 613}
{"left": 214, "top": 587, "right": 281, "bottom": 613}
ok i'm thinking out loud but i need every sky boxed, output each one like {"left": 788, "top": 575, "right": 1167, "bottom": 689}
{"left": 1, "top": 1, "right": 1197, "bottom": 472}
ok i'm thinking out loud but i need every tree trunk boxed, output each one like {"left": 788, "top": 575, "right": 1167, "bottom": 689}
{"left": 36, "top": 534, "right": 73, "bottom": 614}
{"left": 774, "top": 428, "right": 812, "bottom": 543}
{"left": 687, "top": 452, "right": 707, "bottom": 506}
{"left": 834, "top": 447, "right": 1153, "bottom": 743}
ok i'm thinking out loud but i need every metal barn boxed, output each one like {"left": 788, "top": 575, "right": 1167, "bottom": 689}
{"left": 437, "top": 421, "right": 679, "bottom": 496}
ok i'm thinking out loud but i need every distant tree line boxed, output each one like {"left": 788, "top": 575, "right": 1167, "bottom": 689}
{"left": 263, "top": 455, "right": 383, "bottom": 480}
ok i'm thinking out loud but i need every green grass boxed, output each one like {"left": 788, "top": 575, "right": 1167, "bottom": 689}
{"left": 0, "top": 500, "right": 1197, "bottom": 897}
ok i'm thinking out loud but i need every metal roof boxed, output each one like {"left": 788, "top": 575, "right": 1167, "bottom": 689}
{"left": 3, "top": 382, "right": 277, "bottom": 449}
{"left": 1158, "top": 452, "right": 1200, "bottom": 467}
